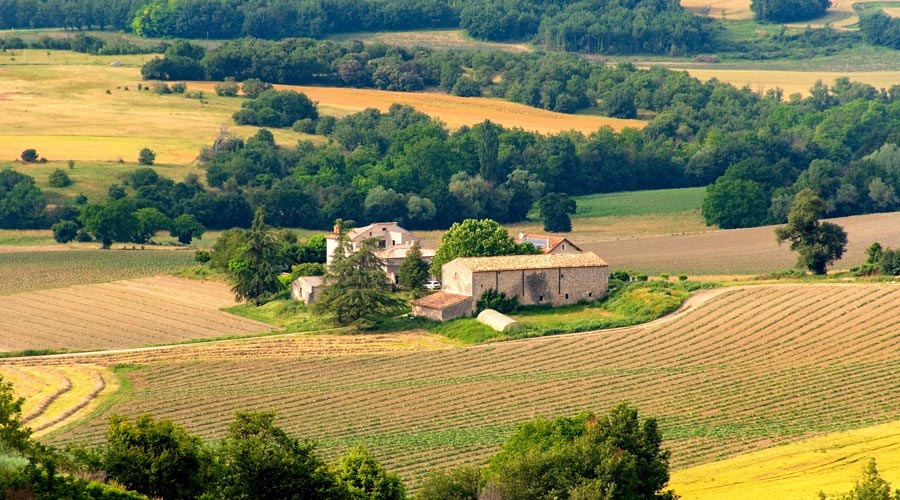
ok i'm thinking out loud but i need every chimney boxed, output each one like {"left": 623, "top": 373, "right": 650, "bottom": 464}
{"left": 333, "top": 223, "right": 341, "bottom": 236}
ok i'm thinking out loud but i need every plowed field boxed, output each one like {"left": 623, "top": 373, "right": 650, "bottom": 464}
{"left": 0, "top": 275, "right": 274, "bottom": 352}
{"left": 17, "top": 283, "right": 900, "bottom": 488}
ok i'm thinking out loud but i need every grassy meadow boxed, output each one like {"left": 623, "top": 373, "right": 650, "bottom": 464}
{"left": 0, "top": 50, "right": 309, "bottom": 165}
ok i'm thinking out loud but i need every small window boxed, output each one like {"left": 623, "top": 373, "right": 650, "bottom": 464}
{"left": 562, "top": 244, "right": 566, "bottom": 250}
{"left": 589, "top": 292, "right": 593, "bottom": 298}
{"left": 539, "top": 295, "right": 544, "bottom": 302}
{"left": 565, "top": 293, "right": 569, "bottom": 299}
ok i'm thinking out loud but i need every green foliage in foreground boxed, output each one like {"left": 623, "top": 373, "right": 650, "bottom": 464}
{"left": 819, "top": 458, "right": 900, "bottom": 500}
{"left": 419, "top": 403, "right": 675, "bottom": 500}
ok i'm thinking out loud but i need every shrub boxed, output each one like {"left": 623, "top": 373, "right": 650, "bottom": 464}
{"left": 476, "top": 288, "right": 519, "bottom": 314}
{"left": 194, "top": 249, "right": 211, "bottom": 263}
{"left": 52, "top": 220, "right": 80, "bottom": 243}
{"left": 315, "top": 115, "right": 337, "bottom": 135}
{"left": 241, "top": 78, "right": 272, "bottom": 98}
{"left": 184, "top": 90, "right": 203, "bottom": 99}
{"left": 660, "top": 273, "right": 670, "bottom": 280}
{"left": 20, "top": 149, "right": 38, "bottom": 162}
{"left": 215, "top": 77, "right": 239, "bottom": 97}
{"left": 292, "top": 118, "right": 316, "bottom": 133}
{"left": 152, "top": 81, "right": 171, "bottom": 94}
{"left": 48, "top": 168, "right": 72, "bottom": 187}
{"left": 138, "top": 148, "right": 156, "bottom": 165}
{"left": 171, "top": 82, "right": 187, "bottom": 93}
{"left": 678, "top": 274, "right": 688, "bottom": 281}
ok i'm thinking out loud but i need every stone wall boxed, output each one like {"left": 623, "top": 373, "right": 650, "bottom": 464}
{"left": 469, "top": 265, "right": 609, "bottom": 311}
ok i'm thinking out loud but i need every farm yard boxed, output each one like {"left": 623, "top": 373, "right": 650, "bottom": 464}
{"left": 3, "top": 282, "right": 897, "bottom": 493}
{"left": 0, "top": 275, "right": 275, "bottom": 353}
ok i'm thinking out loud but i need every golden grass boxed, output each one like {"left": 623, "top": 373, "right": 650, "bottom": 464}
{"left": 0, "top": 49, "right": 642, "bottom": 168}
{"left": 0, "top": 50, "right": 310, "bottom": 164}
{"left": 883, "top": 7, "right": 900, "bottom": 17}
{"left": 675, "top": 68, "right": 900, "bottom": 96}
{"left": 187, "top": 82, "right": 646, "bottom": 135}
{"left": 0, "top": 364, "right": 115, "bottom": 438}
{"left": 671, "top": 420, "right": 900, "bottom": 499}
{"left": 680, "top": 0, "right": 754, "bottom": 19}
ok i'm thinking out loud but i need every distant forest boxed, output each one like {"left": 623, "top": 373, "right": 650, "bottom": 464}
{"left": 0, "top": 0, "right": 711, "bottom": 55}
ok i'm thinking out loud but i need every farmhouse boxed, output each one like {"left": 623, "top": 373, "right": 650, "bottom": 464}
{"left": 412, "top": 252, "right": 609, "bottom": 322}
{"left": 290, "top": 276, "right": 323, "bottom": 304}
{"left": 514, "top": 232, "right": 582, "bottom": 254}
{"left": 326, "top": 222, "right": 435, "bottom": 284}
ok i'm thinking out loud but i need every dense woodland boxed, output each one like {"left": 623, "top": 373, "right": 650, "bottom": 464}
{"left": 0, "top": 0, "right": 711, "bottom": 55}
{"left": 9, "top": 44, "right": 900, "bottom": 233}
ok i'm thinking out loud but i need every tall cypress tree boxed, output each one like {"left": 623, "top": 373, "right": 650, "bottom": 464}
{"left": 229, "top": 208, "right": 282, "bottom": 305}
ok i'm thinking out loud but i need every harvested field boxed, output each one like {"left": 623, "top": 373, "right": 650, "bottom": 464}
{"left": 0, "top": 249, "right": 195, "bottom": 295}
{"left": 0, "top": 275, "right": 275, "bottom": 352}
{"left": 26, "top": 283, "right": 900, "bottom": 488}
{"left": 187, "top": 82, "right": 645, "bottom": 135}
{"left": 328, "top": 29, "right": 532, "bottom": 52}
{"left": 678, "top": 68, "right": 900, "bottom": 97}
{"left": 680, "top": 0, "right": 753, "bottom": 19}
{"left": 583, "top": 211, "right": 900, "bottom": 274}
{"left": 0, "top": 364, "right": 115, "bottom": 437}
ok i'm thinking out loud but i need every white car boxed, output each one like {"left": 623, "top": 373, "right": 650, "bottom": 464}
{"left": 424, "top": 280, "right": 441, "bottom": 290}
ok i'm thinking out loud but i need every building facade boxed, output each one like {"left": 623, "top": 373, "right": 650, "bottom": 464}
{"left": 412, "top": 252, "right": 609, "bottom": 321}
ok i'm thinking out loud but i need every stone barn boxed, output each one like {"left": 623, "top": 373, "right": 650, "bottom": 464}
{"left": 412, "top": 252, "right": 610, "bottom": 321}
{"left": 291, "top": 276, "right": 323, "bottom": 304}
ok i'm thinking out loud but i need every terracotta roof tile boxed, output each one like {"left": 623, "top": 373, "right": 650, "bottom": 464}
{"left": 412, "top": 292, "right": 471, "bottom": 309}
{"left": 449, "top": 252, "right": 607, "bottom": 272}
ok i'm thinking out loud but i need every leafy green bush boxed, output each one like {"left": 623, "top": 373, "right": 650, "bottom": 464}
{"left": 48, "top": 168, "right": 72, "bottom": 187}
{"left": 476, "top": 288, "right": 519, "bottom": 314}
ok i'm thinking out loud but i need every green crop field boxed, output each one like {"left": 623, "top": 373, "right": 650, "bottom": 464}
{"left": 11, "top": 282, "right": 900, "bottom": 490}
{"left": 572, "top": 187, "right": 705, "bottom": 218}
{"left": 0, "top": 249, "right": 195, "bottom": 295}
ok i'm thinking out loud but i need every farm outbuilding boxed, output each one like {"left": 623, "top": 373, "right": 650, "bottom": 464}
{"left": 514, "top": 232, "right": 582, "bottom": 254}
{"left": 412, "top": 252, "right": 610, "bottom": 322}
{"left": 291, "top": 276, "right": 323, "bottom": 304}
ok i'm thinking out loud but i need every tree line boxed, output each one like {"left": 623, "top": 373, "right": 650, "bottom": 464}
{"left": 1, "top": 0, "right": 711, "bottom": 55}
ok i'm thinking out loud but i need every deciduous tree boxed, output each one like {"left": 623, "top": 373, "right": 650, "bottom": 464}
{"left": 397, "top": 240, "right": 429, "bottom": 294}
{"left": 775, "top": 188, "right": 848, "bottom": 274}
{"left": 539, "top": 192, "right": 576, "bottom": 232}
{"left": 430, "top": 219, "right": 539, "bottom": 276}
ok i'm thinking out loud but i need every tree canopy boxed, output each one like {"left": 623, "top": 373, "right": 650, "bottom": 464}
{"left": 775, "top": 189, "right": 848, "bottom": 274}
{"left": 429, "top": 219, "right": 539, "bottom": 275}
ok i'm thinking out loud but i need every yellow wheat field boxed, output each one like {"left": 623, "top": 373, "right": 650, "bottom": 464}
{"left": 675, "top": 68, "right": 900, "bottom": 97}
{"left": 671, "top": 420, "right": 900, "bottom": 499}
